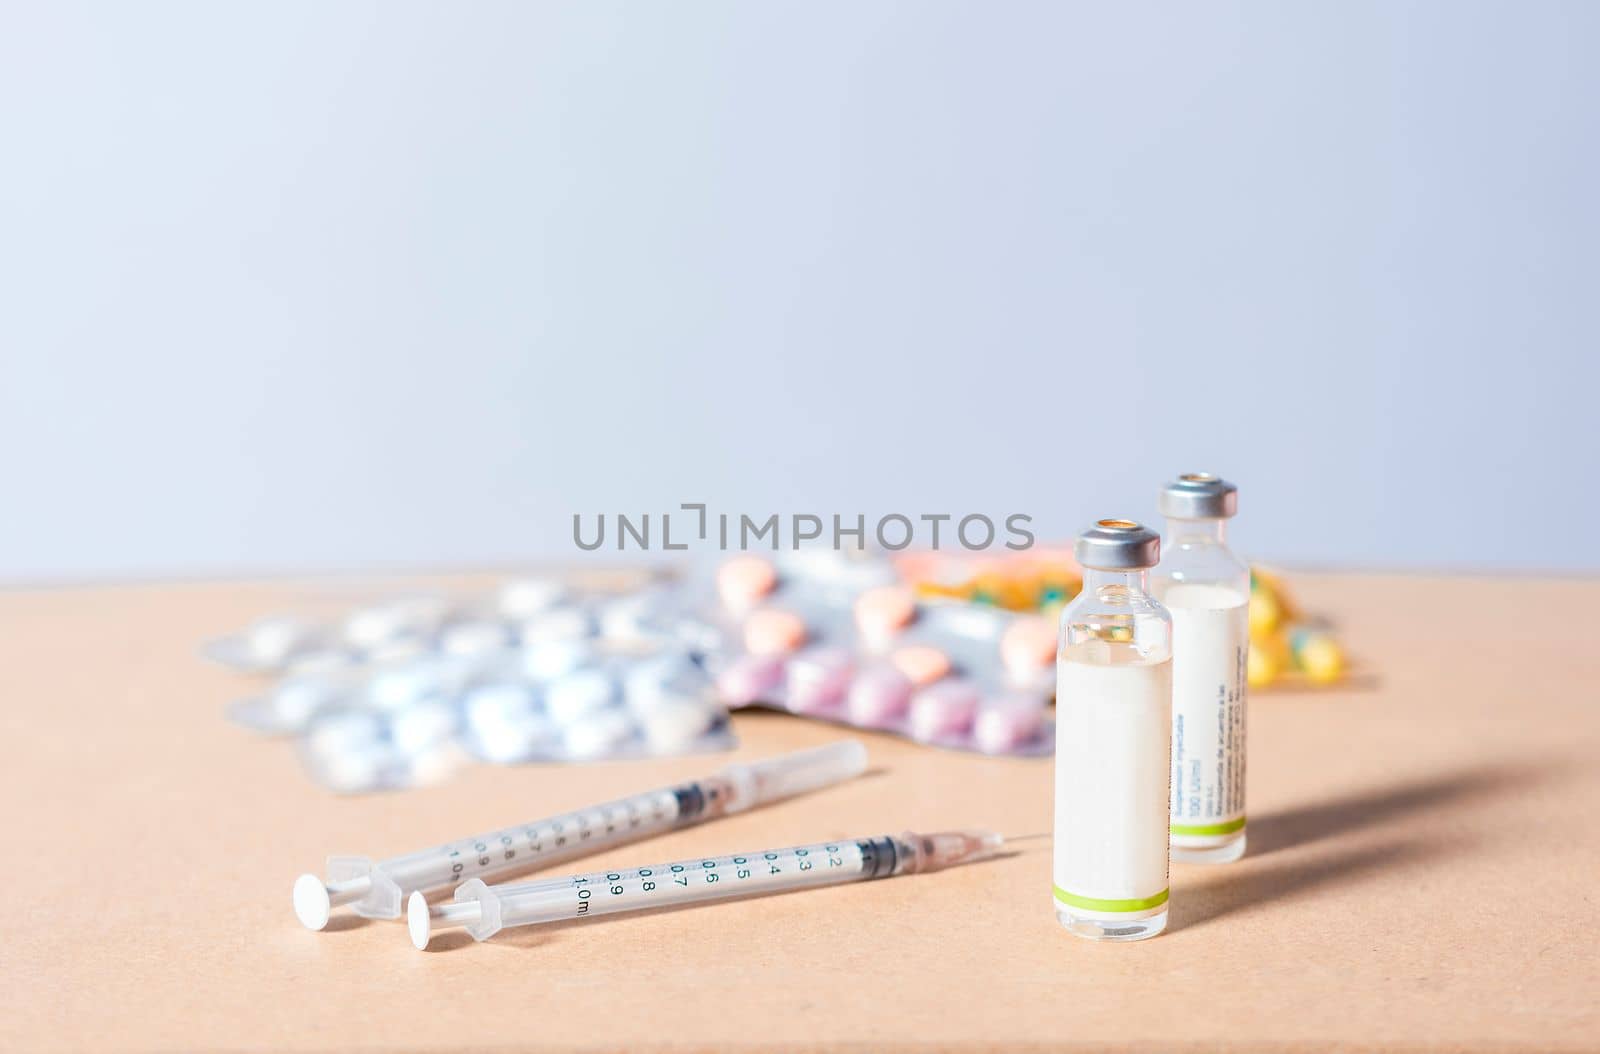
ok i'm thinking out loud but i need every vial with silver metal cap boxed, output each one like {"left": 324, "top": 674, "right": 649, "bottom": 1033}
{"left": 1053, "top": 519, "right": 1173, "bottom": 941}
{"left": 1153, "top": 473, "right": 1249, "bottom": 864}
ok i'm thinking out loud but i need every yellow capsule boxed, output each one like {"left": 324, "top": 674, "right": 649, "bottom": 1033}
{"left": 966, "top": 575, "right": 1004, "bottom": 601}
{"left": 1247, "top": 637, "right": 1282, "bottom": 687}
{"left": 1291, "top": 630, "right": 1346, "bottom": 684}
{"left": 1250, "top": 629, "right": 1291, "bottom": 684}
{"left": 1252, "top": 566, "right": 1301, "bottom": 622}
{"left": 999, "top": 578, "right": 1037, "bottom": 612}
{"left": 1250, "top": 566, "right": 1286, "bottom": 596}
{"left": 1249, "top": 588, "right": 1283, "bottom": 636}
{"left": 1088, "top": 621, "right": 1135, "bottom": 643}
{"left": 1038, "top": 581, "right": 1071, "bottom": 609}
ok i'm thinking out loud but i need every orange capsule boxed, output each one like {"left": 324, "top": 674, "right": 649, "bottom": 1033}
{"left": 743, "top": 609, "right": 808, "bottom": 656}
{"left": 853, "top": 586, "right": 918, "bottom": 646}
{"left": 889, "top": 644, "right": 952, "bottom": 686}
{"left": 1000, "top": 617, "right": 1058, "bottom": 678}
{"left": 716, "top": 556, "right": 778, "bottom": 613}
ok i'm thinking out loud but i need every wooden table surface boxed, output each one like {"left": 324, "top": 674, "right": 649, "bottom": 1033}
{"left": 2, "top": 570, "right": 1597, "bottom": 1053}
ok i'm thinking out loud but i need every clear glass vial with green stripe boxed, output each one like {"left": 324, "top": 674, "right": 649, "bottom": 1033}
{"left": 1054, "top": 520, "right": 1173, "bottom": 941}
{"left": 1153, "top": 474, "right": 1249, "bottom": 865}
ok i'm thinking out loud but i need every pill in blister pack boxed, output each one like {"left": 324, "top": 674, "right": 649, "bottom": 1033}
{"left": 298, "top": 708, "right": 471, "bottom": 794}
{"left": 697, "top": 553, "right": 1055, "bottom": 756}
{"left": 453, "top": 650, "right": 730, "bottom": 766}
{"left": 341, "top": 596, "right": 453, "bottom": 653}
{"left": 225, "top": 651, "right": 365, "bottom": 734}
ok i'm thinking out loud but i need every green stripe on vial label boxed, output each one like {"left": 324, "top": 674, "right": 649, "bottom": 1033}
{"left": 1169, "top": 816, "right": 1246, "bottom": 837}
{"left": 1052, "top": 886, "right": 1170, "bottom": 913}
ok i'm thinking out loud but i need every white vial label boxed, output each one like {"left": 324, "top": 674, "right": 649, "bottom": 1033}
{"left": 1054, "top": 657, "right": 1172, "bottom": 915}
{"left": 1162, "top": 584, "right": 1248, "bottom": 842}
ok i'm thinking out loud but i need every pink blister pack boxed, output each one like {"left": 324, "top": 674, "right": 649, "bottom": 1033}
{"left": 700, "top": 552, "right": 1056, "bottom": 756}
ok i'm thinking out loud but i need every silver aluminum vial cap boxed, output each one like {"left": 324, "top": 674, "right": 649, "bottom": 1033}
{"left": 1158, "top": 473, "right": 1238, "bottom": 520}
{"left": 1074, "top": 519, "right": 1161, "bottom": 571}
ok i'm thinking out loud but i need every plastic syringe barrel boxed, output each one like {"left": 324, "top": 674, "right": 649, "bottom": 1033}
{"left": 717, "top": 740, "right": 869, "bottom": 814}
{"left": 422, "top": 828, "right": 1003, "bottom": 947}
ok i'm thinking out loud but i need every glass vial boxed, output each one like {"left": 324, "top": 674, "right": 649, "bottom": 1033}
{"left": 1153, "top": 474, "right": 1248, "bottom": 864}
{"left": 1054, "top": 519, "right": 1172, "bottom": 941}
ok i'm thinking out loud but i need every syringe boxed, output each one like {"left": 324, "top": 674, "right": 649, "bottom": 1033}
{"left": 293, "top": 740, "right": 868, "bottom": 930}
{"left": 409, "top": 827, "right": 1003, "bottom": 949}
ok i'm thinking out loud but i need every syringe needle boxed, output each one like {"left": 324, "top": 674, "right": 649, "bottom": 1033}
{"left": 293, "top": 740, "right": 868, "bottom": 930}
{"left": 409, "top": 828, "right": 1005, "bottom": 950}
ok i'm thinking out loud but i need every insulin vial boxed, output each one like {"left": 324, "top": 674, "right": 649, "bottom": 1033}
{"left": 1154, "top": 474, "right": 1249, "bottom": 864}
{"left": 1054, "top": 520, "right": 1173, "bottom": 941}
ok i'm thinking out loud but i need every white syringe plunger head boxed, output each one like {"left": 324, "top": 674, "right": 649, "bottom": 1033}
{"left": 409, "top": 887, "right": 492, "bottom": 950}
{"left": 292, "top": 857, "right": 388, "bottom": 930}
{"left": 408, "top": 892, "right": 432, "bottom": 950}
{"left": 720, "top": 740, "right": 868, "bottom": 814}
{"left": 293, "top": 874, "right": 332, "bottom": 931}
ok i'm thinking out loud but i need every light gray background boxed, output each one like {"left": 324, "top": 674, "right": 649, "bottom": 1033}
{"left": 2, "top": 1, "right": 1595, "bottom": 582}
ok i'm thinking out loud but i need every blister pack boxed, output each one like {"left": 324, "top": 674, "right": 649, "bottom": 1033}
{"left": 697, "top": 552, "right": 1056, "bottom": 755}
{"left": 214, "top": 575, "right": 731, "bottom": 792}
